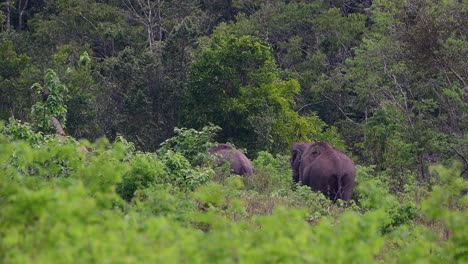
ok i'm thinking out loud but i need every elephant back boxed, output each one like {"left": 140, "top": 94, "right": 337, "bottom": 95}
{"left": 291, "top": 141, "right": 356, "bottom": 201}
{"left": 209, "top": 144, "right": 253, "bottom": 176}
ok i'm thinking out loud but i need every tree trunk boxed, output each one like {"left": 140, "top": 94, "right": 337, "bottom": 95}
{"left": 6, "top": 0, "right": 11, "bottom": 31}
{"left": 225, "top": 0, "right": 234, "bottom": 21}
{"left": 18, "top": 0, "right": 29, "bottom": 32}
{"left": 156, "top": 0, "right": 162, "bottom": 41}
{"left": 51, "top": 116, "right": 66, "bottom": 137}
{"left": 147, "top": 25, "right": 153, "bottom": 47}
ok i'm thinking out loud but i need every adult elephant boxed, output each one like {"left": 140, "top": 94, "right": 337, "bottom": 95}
{"left": 209, "top": 144, "right": 254, "bottom": 176}
{"left": 291, "top": 142, "right": 356, "bottom": 202}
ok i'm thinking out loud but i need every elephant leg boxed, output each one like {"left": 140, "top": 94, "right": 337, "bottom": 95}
{"left": 337, "top": 174, "right": 355, "bottom": 202}
{"left": 327, "top": 176, "right": 340, "bottom": 202}
{"left": 292, "top": 172, "right": 300, "bottom": 183}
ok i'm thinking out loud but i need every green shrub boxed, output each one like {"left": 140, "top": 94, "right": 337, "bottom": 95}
{"left": 249, "top": 151, "right": 292, "bottom": 193}
{"left": 0, "top": 118, "right": 46, "bottom": 145}
{"left": 159, "top": 125, "right": 220, "bottom": 166}
{"left": 291, "top": 184, "right": 333, "bottom": 221}
{"left": 0, "top": 132, "right": 466, "bottom": 263}
{"left": 161, "top": 150, "right": 214, "bottom": 191}
{"left": 30, "top": 69, "right": 68, "bottom": 133}
{"left": 355, "top": 165, "right": 418, "bottom": 233}
{"left": 117, "top": 153, "right": 168, "bottom": 201}
{"left": 422, "top": 164, "right": 468, "bottom": 262}
{"left": 131, "top": 185, "right": 196, "bottom": 223}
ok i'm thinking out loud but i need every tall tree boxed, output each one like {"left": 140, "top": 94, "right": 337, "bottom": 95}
{"left": 212, "top": 1, "right": 367, "bottom": 124}
{"left": 184, "top": 34, "right": 343, "bottom": 153}
{"left": 5, "top": 0, "right": 11, "bottom": 31}
{"left": 0, "top": 37, "right": 40, "bottom": 120}
{"left": 17, "top": 0, "right": 29, "bottom": 31}
{"left": 29, "top": 0, "right": 141, "bottom": 59}
{"left": 123, "top": 0, "right": 165, "bottom": 46}
{"left": 334, "top": 0, "right": 467, "bottom": 184}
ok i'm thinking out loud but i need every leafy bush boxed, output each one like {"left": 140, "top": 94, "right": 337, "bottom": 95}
{"left": 30, "top": 69, "right": 68, "bottom": 133}
{"left": 159, "top": 125, "right": 220, "bottom": 166}
{"left": 355, "top": 165, "right": 418, "bottom": 233}
{"left": 247, "top": 151, "right": 292, "bottom": 193}
{"left": 0, "top": 118, "right": 46, "bottom": 145}
{"left": 117, "top": 153, "right": 168, "bottom": 201}
{"left": 422, "top": 164, "right": 468, "bottom": 262}
{"left": 0, "top": 132, "right": 466, "bottom": 263}
{"left": 161, "top": 150, "right": 214, "bottom": 191}
{"left": 118, "top": 150, "right": 215, "bottom": 201}
{"left": 131, "top": 185, "right": 196, "bottom": 223}
{"left": 118, "top": 124, "right": 220, "bottom": 201}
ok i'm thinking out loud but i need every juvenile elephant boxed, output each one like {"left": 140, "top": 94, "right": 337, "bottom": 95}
{"left": 291, "top": 142, "right": 356, "bottom": 202}
{"left": 209, "top": 144, "right": 254, "bottom": 176}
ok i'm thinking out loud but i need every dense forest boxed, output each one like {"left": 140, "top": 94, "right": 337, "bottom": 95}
{"left": 0, "top": 0, "right": 467, "bottom": 262}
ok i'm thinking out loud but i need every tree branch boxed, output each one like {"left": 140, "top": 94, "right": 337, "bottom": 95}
{"left": 321, "top": 94, "right": 355, "bottom": 122}
{"left": 449, "top": 145, "right": 468, "bottom": 178}
{"left": 296, "top": 101, "right": 325, "bottom": 114}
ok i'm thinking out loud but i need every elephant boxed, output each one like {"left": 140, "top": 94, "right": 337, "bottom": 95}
{"left": 291, "top": 142, "right": 356, "bottom": 202}
{"left": 209, "top": 144, "right": 254, "bottom": 176}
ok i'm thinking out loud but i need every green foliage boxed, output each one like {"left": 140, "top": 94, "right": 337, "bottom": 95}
{"left": 0, "top": 36, "right": 39, "bottom": 120}
{"left": 1, "top": 133, "right": 467, "bottom": 263}
{"left": 118, "top": 148, "right": 215, "bottom": 201}
{"left": 116, "top": 152, "right": 167, "bottom": 201}
{"left": 161, "top": 150, "right": 214, "bottom": 191}
{"left": 1, "top": 0, "right": 465, "bottom": 173}
{"left": 194, "top": 182, "right": 229, "bottom": 208}
{"left": 0, "top": 39, "right": 30, "bottom": 79}
{"left": 131, "top": 184, "right": 196, "bottom": 220}
{"left": 340, "top": 0, "right": 467, "bottom": 182}
{"left": 248, "top": 151, "right": 292, "bottom": 193}
{"left": 315, "top": 8, "right": 366, "bottom": 57}
{"left": 0, "top": 0, "right": 467, "bottom": 262}
{"left": 0, "top": 118, "right": 46, "bottom": 145}
{"left": 354, "top": 165, "right": 418, "bottom": 233}
{"left": 159, "top": 125, "right": 220, "bottom": 166}
{"left": 184, "top": 34, "right": 280, "bottom": 151}
{"left": 423, "top": 163, "right": 467, "bottom": 222}
{"left": 383, "top": 163, "right": 468, "bottom": 263}
{"left": 29, "top": 0, "right": 140, "bottom": 57}
{"left": 31, "top": 69, "right": 68, "bottom": 133}
{"left": 185, "top": 33, "right": 343, "bottom": 153}
{"left": 52, "top": 47, "right": 102, "bottom": 139}
{"left": 292, "top": 184, "right": 333, "bottom": 220}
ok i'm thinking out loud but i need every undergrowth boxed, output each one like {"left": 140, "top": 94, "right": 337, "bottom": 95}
{"left": 0, "top": 122, "right": 466, "bottom": 263}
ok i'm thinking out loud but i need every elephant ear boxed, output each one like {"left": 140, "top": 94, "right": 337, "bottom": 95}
{"left": 291, "top": 143, "right": 307, "bottom": 166}
{"left": 291, "top": 149, "right": 301, "bottom": 167}
{"left": 291, "top": 143, "right": 309, "bottom": 183}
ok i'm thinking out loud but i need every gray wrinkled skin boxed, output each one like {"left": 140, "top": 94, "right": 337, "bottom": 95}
{"left": 291, "top": 142, "right": 356, "bottom": 202}
{"left": 209, "top": 144, "right": 253, "bottom": 176}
